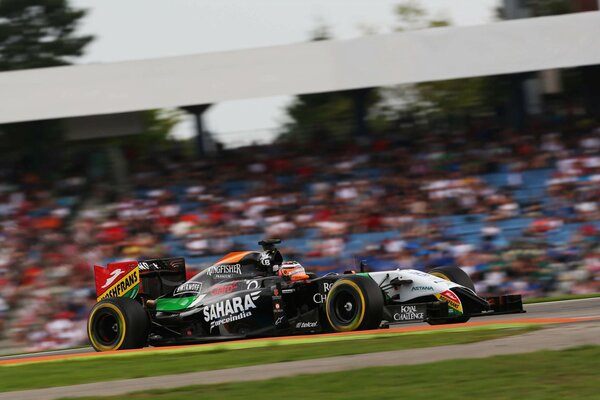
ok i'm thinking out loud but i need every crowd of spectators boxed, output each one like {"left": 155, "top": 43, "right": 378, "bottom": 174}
{"left": 1, "top": 124, "right": 600, "bottom": 351}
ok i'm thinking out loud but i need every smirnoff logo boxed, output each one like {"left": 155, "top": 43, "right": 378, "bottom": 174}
{"left": 174, "top": 282, "right": 202, "bottom": 296}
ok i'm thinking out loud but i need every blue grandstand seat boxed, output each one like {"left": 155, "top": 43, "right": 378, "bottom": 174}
{"left": 480, "top": 172, "right": 508, "bottom": 188}
{"left": 231, "top": 233, "right": 264, "bottom": 248}
{"left": 522, "top": 169, "right": 554, "bottom": 186}
{"left": 446, "top": 222, "right": 483, "bottom": 236}
{"left": 302, "top": 257, "right": 340, "bottom": 267}
{"left": 281, "top": 238, "right": 311, "bottom": 253}
{"left": 496, "top": 218, "right": 534, "bottom": 230}
{"left": 184, "top": 255, "right": 218, "bottom": 267}
{"left": 221, "top": 181, "right": 251, "bottom": 197}
{"left": 344, "top": 240, "right": 367, "bottom": 253}
{"left": 349, "top": 231, "right": 398, "bottom": 244}
{"left": 302, "top": 228, "right": 320, "bottom": 239}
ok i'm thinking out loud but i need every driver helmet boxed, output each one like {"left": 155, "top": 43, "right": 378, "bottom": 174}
{"left": 278, "top": 261, "right": 309, "bottom": 281}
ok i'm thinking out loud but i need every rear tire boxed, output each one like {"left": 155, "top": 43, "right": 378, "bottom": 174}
{"left": 428, "top": 266, "right": 474, "bottom": 325}
{"left": 88, "top": 297, "right": 150, "bottom": 351}
{"left": 325, "top": 275, "right": 383, "bottom": 332}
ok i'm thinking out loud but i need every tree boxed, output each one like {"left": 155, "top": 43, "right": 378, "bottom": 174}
{"left": 497, "top": 0, "right": 572, "bottom": 19}
{"left": 379, "top": 1, "right": 509, "bottom": 128}
{"left": 0, "top": 0, "right": 93, "bottom": 176}
{"left": 0, "top": 0, "right": 93, "bottom": 71}
{"left": 279, "top": 25, "right": 380, "bottom": 145}
{"left": 113, "top": 109, "right": 183, "bottom": 158}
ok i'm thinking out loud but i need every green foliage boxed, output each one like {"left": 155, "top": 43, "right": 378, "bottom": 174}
{"left": 497, "top": 0, "right": 573, "bottom": 20}
{"left": 104, "top": 109, "right": 182, "bottom": 160}
{"left": 394, "top": 1, "right": 431, "bottom": 31}
{"left": 309, "top": 22, "right": 332, "bottom": 42}
{"left": 394, "top": 1, "right": 451, "bottom": 31}
{"left": 279, "top": 24, "right": 380, "bottom": 144}
{"left": 531, "top": 0, "right": 572, "bottom": 16}
{"left": 384, "top": 1, "right": 507, "bottom": 123}
{"left": 0, "top": 0, "right": 93, "bottom": 175}
{"left": 0, "top": 0, "right": 93, "bottom": 71}
{"left": 413, "top": 76, "right": 509, "bottom": 121}
{"left": 280, "top": 91, "right": 370, "bottom": 144}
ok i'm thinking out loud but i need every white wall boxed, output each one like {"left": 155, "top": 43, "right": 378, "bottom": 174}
{"left": 0, "top": 11, "right": 599, "bottom": 124}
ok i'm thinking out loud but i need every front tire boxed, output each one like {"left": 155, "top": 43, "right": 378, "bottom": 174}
{"left": 429, "top": 266, "right": 475, "bottom": 291}
{"left": 428, "top": 266, "right": 474, "bottom": 325}
{"left": 88, "top": 297, "right": 150, "bottom": 351}
{"left": 325, "top": 275, "right": 383, "bottom": 332}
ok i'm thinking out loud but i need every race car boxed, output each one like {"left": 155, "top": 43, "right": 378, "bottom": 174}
{"left": 87, "top": 239, "right": 524, "bottom": 351}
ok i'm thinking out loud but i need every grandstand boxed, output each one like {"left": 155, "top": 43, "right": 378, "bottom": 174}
{"left": 1, "top": 9, "right": 600, "bottom": 353}
{"left": 1, "top": 119, "right": 600, "bottom": 351}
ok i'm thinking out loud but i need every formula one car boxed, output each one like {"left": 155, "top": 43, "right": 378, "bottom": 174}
{"left": 87, "top": 239, "right": 524, "bottom": 351}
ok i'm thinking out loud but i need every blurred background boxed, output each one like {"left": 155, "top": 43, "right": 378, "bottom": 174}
{"left": 0, "top": 0, "right": 600, "bottom": 353}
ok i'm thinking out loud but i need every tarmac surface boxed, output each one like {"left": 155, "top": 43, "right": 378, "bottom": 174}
{"left": 1, "top": 298, "right": 599, "bottom": 399}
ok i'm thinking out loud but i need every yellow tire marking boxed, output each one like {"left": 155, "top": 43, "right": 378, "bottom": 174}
{"left": 431, "top": 272, "right": 451, "bottom": 281}
{"left": 326, "top": 279, "right": 366, "bottom": 332}
{"left": 88, "top": 302, "right": 127, "bottom": 351}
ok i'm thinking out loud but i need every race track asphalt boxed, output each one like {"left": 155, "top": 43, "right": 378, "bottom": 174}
{"left": 1, "top": 297, "right": 599, "bottom": 362}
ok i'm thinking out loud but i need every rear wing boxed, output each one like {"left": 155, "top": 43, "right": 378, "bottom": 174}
{"left": 137, "top": 258, "right": 187, "bottom": 299}
{"left": 93, "top": 257, "right": 187, "bottom": 302}
{"left": 94, "top": 261, "right": 140, "bottom": 302}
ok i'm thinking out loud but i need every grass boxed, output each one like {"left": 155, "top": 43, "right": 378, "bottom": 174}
{"left": 524, "top": 292, "right": 600, "bottom": 304}
{"left": 69, "top": 345, "right": 600, "bottom": 400}
{"left": 0, "top": 325, "right": 536, "bottom": 392}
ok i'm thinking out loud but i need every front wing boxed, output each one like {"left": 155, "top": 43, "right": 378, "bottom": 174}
{"left": 383, "top": 294, "right": 525, "bottom": 324}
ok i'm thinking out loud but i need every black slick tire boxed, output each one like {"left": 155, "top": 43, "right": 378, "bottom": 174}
{"left": 429, "top": 266, "right": 475, "bottom": 291}
{"left": 428, "top": 266, "right": 474, "bottom": 325}
{"left": 87, "top": 297, "right": 150, "bottom": 351}
{"left": 325, "top": 275, "right": 383, "bottom": 332}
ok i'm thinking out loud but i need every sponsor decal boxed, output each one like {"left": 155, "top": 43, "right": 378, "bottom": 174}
{"left": 411, "top": 286, "right": 434, "bottom": 292}
{"left": 207, "top": 263, "right": 242, "bottom": 278}
{"left": 210, "top": 282, "right": 239, "bottom": 296}
{"left": 393, "top": 305, "right": 425, "bottom": 321}
{"left": 97, "top": 268, "right": 140, "bottom": 301}
{"left": 138, "top": 258, "right": 185, "bottom": 271}
{"left": 101, "top": 269, "right": 124, "bottom": 289}
{"left": 259, "top": 252, "right": 271, "bottom": 266}
{"left": 274, "top": 316, "right": 285, "bottom": 326}
{"left": 203, "top": 290, "right": 261, "bottom": 330}
{"left": 137, "top": 261, "right": 158, "bottom": 271}
{"left": 435, "top": 290, "right": 463, "bottom": 313}
{"left": 313, "top": 282, "right": 334, "bottom": 304}
{"left": 296, "top": 321, "right": 318, "bottom": 329}
{"left": 246, "top": 280, "right": 259, "bottom": 290}
{"left": 174, "top": 282, "right": 202, "bottom": 296}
